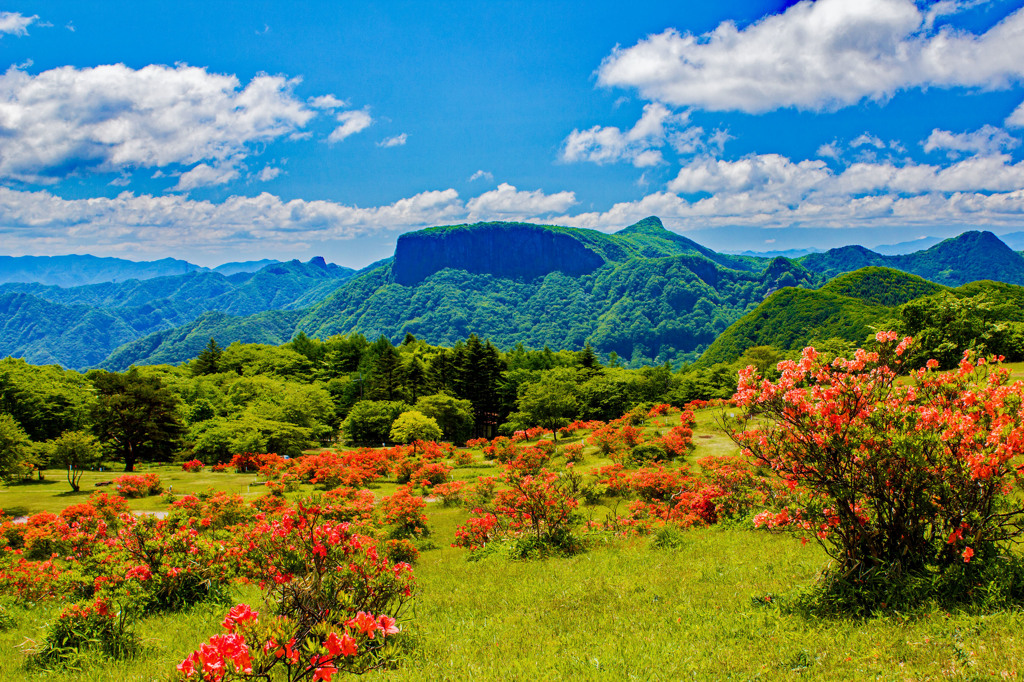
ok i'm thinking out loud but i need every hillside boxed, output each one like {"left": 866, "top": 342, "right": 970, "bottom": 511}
{"left": 696, "top": 286, "right": 895, "bottom": 367}
{"left": 699, "top": 269, "right": 1024, "bottom": 367}
{"left": 0, "top": 258, "right": 353, "bottom": 369}
{"left": 0, "top": 254, "right": 284, "bottom": 287}
{"left": 800, "top": 231, "right": 1024, "bottom": 286}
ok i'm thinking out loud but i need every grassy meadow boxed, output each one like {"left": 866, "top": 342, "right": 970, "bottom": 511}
{"left": 1, "top": 407, "right": 1023, "bottom": 680}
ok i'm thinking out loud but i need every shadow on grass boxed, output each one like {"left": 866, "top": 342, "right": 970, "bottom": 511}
{"left": 55, "top": 490, "right": 91, "bottom": 499}
{"left": 8, "top": 478, "right": 58, "bottom": 487}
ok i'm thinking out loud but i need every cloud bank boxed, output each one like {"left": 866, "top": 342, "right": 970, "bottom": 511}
{"left": 0, "top": 64, "right": 367, "bottom": 186}
{"left": 598, "top": 0, "right": 1024, "bottom": 113}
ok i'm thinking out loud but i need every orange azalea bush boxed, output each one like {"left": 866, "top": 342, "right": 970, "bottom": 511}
{"left": 733, "top": 333, "right": 1024, "bottom": 609}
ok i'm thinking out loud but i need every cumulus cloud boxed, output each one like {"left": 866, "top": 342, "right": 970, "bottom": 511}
{"left": 377, "top": 133, "right": 407, "bottom": 148}
{"left": 1007, "top": 101, "right": 1024, "bottom": 128}
{"left": 308, "top": 94, "right": 347, "bottom": 109}
{"left": 256, "top": 166, "right": 282, "bottom": 182}
{"left": 561, "top": 103, "right": 689, "bottom": 167}
{"left": 0, "top": 11, "right": 37, "bottom": 36}
{"left": 597, "top": 0, "right": 1024, "bottom": 113}
{"left": 0, "top": 64, "right": 336, "bottom": 183}
{"left": 469, "top": 170, "right": 494, "bottom": 183}
{"left": 0, "top": 183, "right": 580, "bottom": 257}
{"left": 466, "top": 183, "right": 577, "bottom": 220}
{"left": 554, "top": 150, "right": 1024, "bottom": 232}
{"left": 852, "top": 133, "right": 887, "bottom": 149}
{"left": 923, "top": 125, "right": 1020, "bottom": 156}
{"left": 172, "top": 163, "right": 240, "bottom": 192}
{"left": 816, "top": 142, "right": 841, "bottom": 159}
{"left": 328, "top": 108, "right": 372, "bottom": 143}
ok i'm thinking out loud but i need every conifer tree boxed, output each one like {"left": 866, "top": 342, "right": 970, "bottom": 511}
{"left": 192, "top": 338, "right": 223, "bottom": 376}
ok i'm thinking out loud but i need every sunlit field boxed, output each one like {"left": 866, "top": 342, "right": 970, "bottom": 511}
{"left": 1, "top": 402, "right": 1023, "bottom": 681}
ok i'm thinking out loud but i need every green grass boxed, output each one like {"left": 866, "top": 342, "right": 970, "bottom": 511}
{"left": 3, "top": 413, "right": 1024, "bottom": 679}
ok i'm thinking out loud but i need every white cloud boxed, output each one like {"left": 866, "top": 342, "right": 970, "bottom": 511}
{"left": 172, "top": 163, "right": 240, "bottom": 192}
{"left": 256, "top": 166, "right": 282, "bottom": 182}
{"left": 308, "top": 94, "right": 347, "bottom": 109}
{"left": 466, "top": 183, "right": 577, "bottom": 220}
{"left": 560, "top": 103, "right": 689, "bottom": 167}
{"left": 0, "top": 11, "right": 37, "bottom": 36}
{"left": 923, "top": 125, "right": 1020, "bottom": 156}
{"left": 0, "top": 183, "right": 581, "bottom": 257}
{"left": 555, "top": 150, "right": 1024, "bottom": 232}
{"left": 851, "top": 133, "right": 886, "bottom": 149}
{"left": 328, "top": 108, "right": 372, "bottom": 143}
{"left": 1007, "top": 100, "right": 1024, "bottom": 128}
{"left": 377, "top": 133, "right": 407, "bottom": 148}
{"left": 0, "top": 64, "right": 332, "bottom": 182}
{"left": 469, "top": 170, "right": 494, "bottom": 183}
{"left": 597, "top": 0, "right": 1024, "bottom": 113}
{"left": 816, "top": 142, "right": 841, "bottom": 159}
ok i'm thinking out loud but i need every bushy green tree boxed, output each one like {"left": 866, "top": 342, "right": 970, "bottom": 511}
{"left": 89, "top": 368, "right": 183, "bottom": 471}
{"left": 47, "top": 430, "right": 104, "bottom": 492}
{"left": 342, "top": 400, "right": 410, "bottom": 445}
{"left": 389, "top": 410, "right": 443, "bottom": 444}
{"left": 414, "top": 393, "right": 474, "bottom": 444}
{"left": 0, "top": 413, "right": 36, "bottom": 484}
{"left": 515, "top": 369, "right": 579, "bottom": 439}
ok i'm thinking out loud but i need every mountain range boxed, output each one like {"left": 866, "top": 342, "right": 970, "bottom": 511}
{"left": 3, "top": 218, "right": 1024, "bottom": 371}
{"left": 0, "top": 254, "right": 285, "bottom": 287}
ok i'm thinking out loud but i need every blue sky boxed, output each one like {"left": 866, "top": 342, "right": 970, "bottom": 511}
{"left": 0, "top": 0, "right": 1023, "bottom": 266}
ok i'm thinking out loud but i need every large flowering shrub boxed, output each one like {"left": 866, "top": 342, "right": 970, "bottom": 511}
{"left": 733, "top": 333, "right": 1024, "bottom": 610}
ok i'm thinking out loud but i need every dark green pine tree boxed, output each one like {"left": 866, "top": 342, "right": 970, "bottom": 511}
{"left": 426, "top": 348, "right": 455, "bottom": 395}
{"left": 404, "top": 355, "right": 428, "bottom": 402}
{"left": 89, "top": 368, "right": 183, "bottom": 472}
{"left": 453, "top": 335, "right": 507, "bottom": 437}
{"left": 290, "top": 331, "right": 324, "bottom": 366}
{"left": 577, "top": 343, "right": 602, "bottom": 378}
{"left": 192, "top": 338, "right": 223, "bottom": 376}
{"left": 364, "top": 336, "right": 405, "bottom": 401}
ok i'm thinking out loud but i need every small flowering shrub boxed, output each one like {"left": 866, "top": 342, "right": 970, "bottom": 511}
{"left": 588, "top": 425, "right": 626, "bottom": 458}
{"left": 181, "top": 459, "right": 205, "bottom": 472}
{"left": 733, "top": 333, "right": 1024, "bottom": 612}
{"left": 454, "top": 469, "right": 582, "bottom": 558}
{"left": 464, "top": 437, "right": 489, "bottom": 448}
{"left": 182, "top": 503, "right": 416, "bottom": 680}
{"left": 558, "top": 420, "right": 605, "bottom": 438}
{"left": 380, "top": 487, "right": 429, "bottom": 539}
{"left": 431, "top": 480, "right": 467, "bottom": 507}
{"left": 114, "top": 474, "right": 162, "bottom": 498}
{"left": 560, "top": 442, "right": 584, "bottom": 463}
{"left": 29, "top": 598, "right": 138, "bottom": 670}
{"left": 482, "top": 436, "right": 518, "bottom": 463}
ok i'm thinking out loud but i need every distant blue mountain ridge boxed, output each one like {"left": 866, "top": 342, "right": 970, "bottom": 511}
{"left": 0, "top": 254, "right": 287, "bottom": 287}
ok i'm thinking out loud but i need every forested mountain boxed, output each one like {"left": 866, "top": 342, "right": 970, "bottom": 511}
{"left": 4, "top": 217, "right": 1024, "bottom": 372}
{"left": 799, "top": 231, "right": 1024, "bottom": 286}
{"left": 0, "top": 258, "right": 354, "bottom": 369}
{"left": 109, "top": 218, "right": 814, "bottom": 369}
{"left": 0, "top": 254, "right": 286, "bottom": 287}
{"left": 699, "top": 268, "right": 1024, "bottom": 368}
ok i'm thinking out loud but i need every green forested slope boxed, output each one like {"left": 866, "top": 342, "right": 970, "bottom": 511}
{"left": 800, "top": 231, "right": 1024, "bottom": 286}
{"left": 0, "top": 259, "right": 353, "bottom": 369}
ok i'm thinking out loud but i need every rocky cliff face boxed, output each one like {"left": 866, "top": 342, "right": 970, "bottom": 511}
{"left": 391, "top": 222, "right": 608, "bottom": 285}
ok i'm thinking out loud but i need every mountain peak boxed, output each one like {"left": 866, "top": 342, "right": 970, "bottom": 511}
{"left": 616, "top": 216, "right": 666, "bottom": 234}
